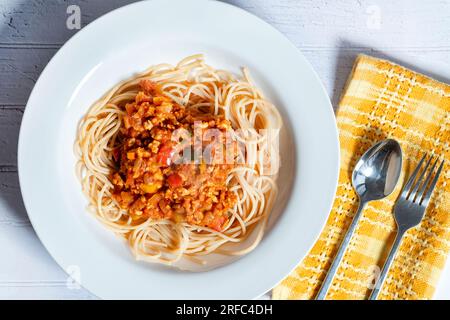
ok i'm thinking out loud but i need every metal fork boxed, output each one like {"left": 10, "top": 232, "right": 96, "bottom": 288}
{"left": 369, "top": 154, "right": 445, "bottom": 300}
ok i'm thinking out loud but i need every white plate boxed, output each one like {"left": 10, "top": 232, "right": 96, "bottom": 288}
{"left": 18, "top": 0, "right": 339, "bottom": 299}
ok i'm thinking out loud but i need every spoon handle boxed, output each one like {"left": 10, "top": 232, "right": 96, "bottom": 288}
{"left": 316, "top": 200, "right": 367, "bottom": 299}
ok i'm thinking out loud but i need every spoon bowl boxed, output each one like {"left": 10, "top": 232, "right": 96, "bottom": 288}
{"left": 352, "top": 139, "right": 403, "bottom": 201}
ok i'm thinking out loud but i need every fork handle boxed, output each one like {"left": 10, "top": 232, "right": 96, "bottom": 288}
{"left": 369, "top": 230, "right": 405, "bottom": 300}
{"left": 316, "top": 200, "right": 367, "bottom": 299}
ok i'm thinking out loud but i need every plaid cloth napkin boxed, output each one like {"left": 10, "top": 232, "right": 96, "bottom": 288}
{"left": 273, "top": 54, "right": 450, "bottom": 300}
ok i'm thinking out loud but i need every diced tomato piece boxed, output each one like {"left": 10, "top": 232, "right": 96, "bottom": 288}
{"left": 167, "top": 173, "right": 183, "bottom": 188}
{"left": 156, "top": 144, "right": 174, "bottom": 166}
{"left": 210, "top": 216, "right": 226, "bottom": 232}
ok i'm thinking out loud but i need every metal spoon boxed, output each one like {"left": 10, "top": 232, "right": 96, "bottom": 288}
{"left": 316, "top": 139, "right": 402, "bottom": 299}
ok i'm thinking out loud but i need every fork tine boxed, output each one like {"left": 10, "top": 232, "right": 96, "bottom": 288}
{"left": 401, "top": 154, "right": 426, "bottom": 198}
{"left": 415, "top": 157, "right": 438, "bottom": 202}
{"left": 420, "top": 160, "right": 445, "bottom": 207}
{"left": 410, "top": 155, "right": 433, "bottom": 200}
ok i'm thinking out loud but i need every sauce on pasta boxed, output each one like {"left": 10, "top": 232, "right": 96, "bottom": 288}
{"left": 111, "top": 80, "right": 237, "bottom": 232}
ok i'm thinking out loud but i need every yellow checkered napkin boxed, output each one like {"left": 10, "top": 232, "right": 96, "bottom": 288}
{"left": 273, "top": 54, "right": 450, "bottom": 300}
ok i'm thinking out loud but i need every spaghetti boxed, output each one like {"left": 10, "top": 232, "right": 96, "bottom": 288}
{"left": 75, "top": 55, "right": 282, "bottom": 268}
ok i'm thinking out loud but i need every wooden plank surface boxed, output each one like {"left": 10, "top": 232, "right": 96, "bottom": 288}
{"left": 0, "top": 0, "right": 449, "bottom": 299}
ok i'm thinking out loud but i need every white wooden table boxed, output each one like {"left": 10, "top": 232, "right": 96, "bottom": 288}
{"left": 0, "top": 0, "right": 449, "bottom": 299}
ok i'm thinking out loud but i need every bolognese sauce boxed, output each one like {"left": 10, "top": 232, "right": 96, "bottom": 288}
{"left": 111, "top": 80, "right": 237, "bottom": 232}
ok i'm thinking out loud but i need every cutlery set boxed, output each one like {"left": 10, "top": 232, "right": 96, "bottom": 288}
{"left": 316, "top": 139, "right": 445, "bottom": 300}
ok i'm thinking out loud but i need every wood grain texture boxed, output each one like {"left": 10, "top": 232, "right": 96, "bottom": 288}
{"left": 0, "top": 0, "right": 140, "bottom": 45}
{"left": 0, "top": 0, "right": 449, "bottom": 299}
